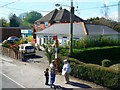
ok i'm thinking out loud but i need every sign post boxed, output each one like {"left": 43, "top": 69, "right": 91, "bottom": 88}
{"left": 53, "top": 36, "right": 59, "bottom": 73}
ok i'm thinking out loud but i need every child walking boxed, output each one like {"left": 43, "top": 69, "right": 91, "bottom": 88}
{"left": 44, "top": 68, "right": 49, "bottom": 85}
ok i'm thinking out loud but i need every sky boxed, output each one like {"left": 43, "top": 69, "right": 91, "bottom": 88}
{"left": 0, "top": 0, "right": 119, "bottom": 21}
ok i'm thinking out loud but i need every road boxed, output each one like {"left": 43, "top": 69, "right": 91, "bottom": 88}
{"left": 0, "top": 72, "right": 25, "bottom": 89}
{"left": 0, "top": 54, "right": 25, "bottom": 89}
{"left": 0, "top": 50, "right": 107, "bottom": 89}
{"left": 0, "top": 52, "right": 51, "bottom": 89}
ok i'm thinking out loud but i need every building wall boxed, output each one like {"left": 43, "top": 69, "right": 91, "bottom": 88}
{"left": 36, "top": 34, "right": 72, "bottom": 49}
{"left": 0, "top": 27, "right": 21, "bottom": 42}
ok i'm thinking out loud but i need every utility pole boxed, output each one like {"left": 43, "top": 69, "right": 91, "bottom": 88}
{"left": 118, "top": 1, "right": 120, "bottom": 22}
{"left": 70, "top": 0, "right": 74, "bottom": 55}
{"left": 55, "top": 0, "right": 74, "bottom": 55}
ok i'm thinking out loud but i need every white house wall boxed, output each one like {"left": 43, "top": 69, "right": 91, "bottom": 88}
{"left": 36, "top": 33, "right": 83, "bottom": 48}
{"left": 36, "top": 35, "right": 44, "bottom": 45}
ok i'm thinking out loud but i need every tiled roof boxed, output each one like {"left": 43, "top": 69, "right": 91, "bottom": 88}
{"left": 36, "top": 23, "right": 119, "bottom": 36}
{"left": 36, "top": 23, "right": 85, "bottom": 36}
{"left": 35, "top": 9, "right": 58, "bottom": 23}
{"left": 85, "top": 24, "right": 119, "bottom": 35}
{"left": 35, "top": 9, "right": 84, "bottom": 23}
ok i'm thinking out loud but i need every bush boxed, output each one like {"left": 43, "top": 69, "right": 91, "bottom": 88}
{"left": 102, "top": 59, "right": 111, "bottom": 67}
{"left": 42, "top": 42, "right": 55, "bottom": 64}
{"left": 59, "top": 46, "right": 120, "bottom": 65}
{"left": 73, "top": 35, "right": 120, "bottom": 49}
{"left": 57, "top": 55, "right": 120, "bottom": 89}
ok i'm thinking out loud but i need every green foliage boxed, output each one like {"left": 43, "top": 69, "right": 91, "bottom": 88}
{"left": 102, "top": 59, "right": 111, "bottom": 67}
{"left": 0, "top": 18, "right": 9, "bottom": 27}
{"left": 24, "top": 11, "right": 43, "bottom": 24}
{"left": 2, "top": 38, "right": 27, "bottom": 48}
{"left": 9, "top": 14, "right": 20, "bottom": 27}
{"left": 57, "top": 55, "right": 120, "bottom": 89}
{"left": 59, "top": 46, "right": 120, "bottom": 65}
{"left": 42, "top": 42, "right": 55, "bottom": 64}
{"left": 19, "top": 11, "right": 42, "bottom": 28}
{"left": 2, "top": 40, "right": 11, "bottom": 48}
{"left": 18, "top": 38, "right": 28, "bottom": 44}
{"left": 73, "top": 35, "right": 120, "bottom": 49}
{"left": 20, "top": 21, "right": 32, "bottom": 28}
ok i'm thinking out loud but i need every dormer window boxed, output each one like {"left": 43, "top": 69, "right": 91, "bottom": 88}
{"left": 45, "top": 22, "right": 48, "bottom": 27}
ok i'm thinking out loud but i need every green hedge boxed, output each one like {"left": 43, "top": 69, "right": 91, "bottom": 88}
{"left": 59, "top": 46, "right": 120, "bottom": 65}
{"left": 73, "top": 35, "right": 120, "bottom": 49}
{"left": 57, "top": 55, "right": 120, "bottom": 89}
{"left": 102, "top": 59, "right": 111, "bottom": 67}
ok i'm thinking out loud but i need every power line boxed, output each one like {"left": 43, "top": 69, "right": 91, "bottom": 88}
{"left": 4, "top": 7, "right": 27, "bottom": 11}
{"left": 1, "top": 2, "right": 118, "bottom": 12}
{"left": 2, "top": 6, "right": 50, "bottom": 13}
{"left": 76, "top": 4, "right": 119, "bottom": 11}
{"left": 0, "top": 0, "right": 19, "bottom": 8}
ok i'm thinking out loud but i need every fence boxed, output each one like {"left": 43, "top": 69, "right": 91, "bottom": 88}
{"left": 1, "top": 47, "right": 23, "bottom": 60}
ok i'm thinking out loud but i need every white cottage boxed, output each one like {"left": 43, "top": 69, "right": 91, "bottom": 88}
{"left": 35, "top": 22, "right": 119, "bottom": 49}
{"left": 35, "top": 22, "right": 87, "bottom": 47}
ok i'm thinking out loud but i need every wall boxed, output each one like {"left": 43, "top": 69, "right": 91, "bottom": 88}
{"left": 1, "top": 27, "right": 21, "bottom": 42}
{"left": 36, "top": 34, "right": 71, "bottom": 48}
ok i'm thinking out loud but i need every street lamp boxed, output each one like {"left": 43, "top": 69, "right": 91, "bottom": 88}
{"left": 55, "top": 0, "right": 74, "bottom": 55}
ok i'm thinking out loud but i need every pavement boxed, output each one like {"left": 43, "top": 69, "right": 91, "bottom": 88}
{"left": 0, "top": 50, "right": 109, "bottom": 90}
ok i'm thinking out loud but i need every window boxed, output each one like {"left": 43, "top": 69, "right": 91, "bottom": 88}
{"left": 45, "top": 22, "right": 48, "bottom": 27}
{"left": 44, "top": 36, "right": 48, "bottom": 43}
{"left": 63, "top": 36, "right": 67, "bottom": 38}
{"left": 25, "top": 46, "right": 34, "bottom": 49}
{"left": 62, "top": 36, "right": 68, "bottom": 46}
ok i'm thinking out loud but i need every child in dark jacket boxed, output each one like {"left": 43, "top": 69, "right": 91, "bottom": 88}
{"left": 44, "top": 68, "right": 49, "bottom": 85}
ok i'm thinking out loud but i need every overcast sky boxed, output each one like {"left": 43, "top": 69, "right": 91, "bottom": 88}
{"left": 0, "top": 0, "right": 119, "bottom": 21}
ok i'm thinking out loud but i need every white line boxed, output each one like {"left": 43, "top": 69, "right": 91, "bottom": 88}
{"left": 0, "top": 72, "right": 26, "bottom": 88}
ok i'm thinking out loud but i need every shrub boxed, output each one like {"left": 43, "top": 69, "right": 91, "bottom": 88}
{"left": 57, "top": 55, "right": 120, "bottom": 89}
{"left": 102, "top": 59, "right": 111, "bottom": 67}
{"left": 2, "top": 41, "right": 11, "bottom": 48}
{"left": 42, "top": 42, "right": 55, "bottom": 64}
{"left": 59, "top": 46, "right": 120, "bottom": 65}
{"left": 73, "top": 35, "right": 120, "bottom": 49}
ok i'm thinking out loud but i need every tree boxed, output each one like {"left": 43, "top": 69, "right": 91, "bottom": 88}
{"left": 24, "top": 11, "right": 42, "bottom": 24}
{"left": 0, "top": 18, "right": 9, "bottom": 27}
{"left": 19, "top": 12, "right": 27, "bottom": 21}
{"left": 19, "top": 11, "right": 42, "bottom": 28}
{"left": 9, "top": 14, "right": 20, "bottom": 27}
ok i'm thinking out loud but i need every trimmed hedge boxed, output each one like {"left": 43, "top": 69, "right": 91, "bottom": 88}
{"left": 72, "top": 35, "right": 120, "bottom": 49}
{"left": 59, "top": 46, "right": 120, "bottom": 65}
{"left": 102, "top": 59, "right": 111, "bottom": 67}
{"left": 57, "top": 55, "right": 120, "bottom": 89}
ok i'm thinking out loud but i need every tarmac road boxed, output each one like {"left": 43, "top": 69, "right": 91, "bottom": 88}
{"left": 0, "top": 72, "right": 25, "bottom": 89}
{"left": 0, "top": 50, "right": 109, "bottom": 89}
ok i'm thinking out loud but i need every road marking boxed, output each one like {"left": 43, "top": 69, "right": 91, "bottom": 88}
{"left": 0, "top": 72, "right": 26, "bottom": 88}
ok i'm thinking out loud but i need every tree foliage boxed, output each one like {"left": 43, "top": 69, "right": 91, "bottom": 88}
{"left": 24, "top": 11, "right": 42, "bottom": 24}
{"left": 0, "top": 18, "right": 9, "bottom": 27}
{"left": 20, "top": 11, "right": 42, "bottom": 28}
{"left": 9, "top": 14, "right": 20, "bottom": 27}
